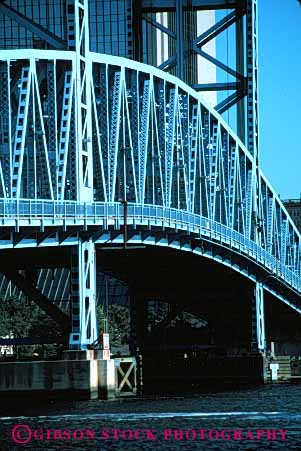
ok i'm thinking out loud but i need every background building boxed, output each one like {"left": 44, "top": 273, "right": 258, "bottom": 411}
{"left": 0, "top": 1, "right": 216, "bottom": 103}
{"left": 283, "top": 199, "right": 301, "bottom": 233}
{"left": 0, "top": 1, "right": 134, "bottom": 57}
{"left": 0, "top": 1, "right": 256, "bottom": 147}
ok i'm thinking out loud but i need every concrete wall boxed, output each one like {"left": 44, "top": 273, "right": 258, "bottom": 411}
{"left": 0, "top": 358, "right": 115, "bottom": 399}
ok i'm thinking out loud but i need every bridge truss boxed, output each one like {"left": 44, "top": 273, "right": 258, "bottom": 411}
{"left": 0, "top": 1, "right": 300, "bottom": 351}
{"left": 0, "top": 49, "right": 300, "bottom": 349}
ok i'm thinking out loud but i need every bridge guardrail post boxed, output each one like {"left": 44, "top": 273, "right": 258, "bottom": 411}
{"left": 16, "top": 199, "right": 19, "bottom": 231}
{"left": 137, "top": 353, "right": 143, "bottom": 396}
{"left": 104, "top": 203, "right": 108, "bottom": 229}
{"left": 84, "top": 203, "right": 87, "bottom": 230}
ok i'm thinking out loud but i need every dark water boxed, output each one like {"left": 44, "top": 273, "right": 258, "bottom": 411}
{"left": 0, "top": 384, "right": 300, "bottom": 450}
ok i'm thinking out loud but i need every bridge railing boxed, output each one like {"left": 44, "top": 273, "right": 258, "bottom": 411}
{"left": 0, "top": 199, "right": 300, "bottom": 295}
{"left": 0, "top": 51, "right": 300, "bottom": 308}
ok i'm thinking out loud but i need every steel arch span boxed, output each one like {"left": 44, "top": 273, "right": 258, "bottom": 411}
{"left": 0, "top": 50, "right": 300, "bottom": 347}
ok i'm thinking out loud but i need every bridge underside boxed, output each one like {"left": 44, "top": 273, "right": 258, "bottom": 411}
{"left": 0, "top": 45, "right": 301, "bottom": 350}
{"left": 1, "top": 243, "right": 300, "bottom": 353}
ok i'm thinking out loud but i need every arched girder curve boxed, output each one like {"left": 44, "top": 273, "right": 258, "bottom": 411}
{"left": 0, "top": 49, "right": 300, "bottom": 310}
{"left": 93, "top": 227, "right": 301, "bottom": 316}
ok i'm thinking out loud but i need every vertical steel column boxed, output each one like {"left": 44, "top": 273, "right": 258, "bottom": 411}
{"left": 246, "top": 0, "right": 259, "bottom": 160}
{"left": 133, "top": 0, "right": 143, "bottom": 62}
{"left": 248, "top": 0, "right": 262, "bottom": 252}
{"left": 69, "top": 238, "right": 97, "bottom": 349}
{"left": 67, "top": 0, "right": 93, "bottom": 202}
{"left": 67, "top": 1, "right": 97, "bottom": 349}
{"left": 251, "top": 282, "right": 265, "bottom": 353}
{"left": 176, "top": 0, "right": 185, "bottom": 82}
{"left": 236, "top": 0, "right": 245, "bottom": 143}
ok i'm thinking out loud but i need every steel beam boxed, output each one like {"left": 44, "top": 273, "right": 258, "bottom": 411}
{"left": 142, "top": 0, "right": 238, "bottom": 12}
{"left": 142, "top": 14, "right": 176, "bottom": 38}
{"left": 66, "top": 0, "right": 97, "bottom": 349}
{"left": 0, "top": 266, "right": 71, "bottom": 334}
{"left": 133, "top": 0, "right": 143, "bottom": 61}
{"left": 67, "top": 0, "right": 94, "bottom": 202}
{"left": 176, "top": 0, "right": 185, "bottom": 81}
{"left": 236, "top": 0, "right": 246, "bottom": 142}
{"left": 192, "top": 82, "right": 241, "bottom": 91}
{"left": 158, "top": 54, "right": 177, "bottom": 71}
{"left": 193, "top": 47, "right": 244, "bottom": 82}
{"left": 251, "top": 281, "right": 266, "bottom": 352}
{"left": 140, "top": 0, "right": 252, "bottom": 148}
{"left": 215, "top": 89, "right": 245, "bottom": 114}
{"left": 246, "top": 0, "right": 259, "bottom": 159}
{"left": 69, "top": 239, "right": 98, "bottom": 349}
{"left": 194, "top": 9, "right": 242, "bottom": 48}
{"left": 0, "top": 50, "right": 300, "bottom": 318}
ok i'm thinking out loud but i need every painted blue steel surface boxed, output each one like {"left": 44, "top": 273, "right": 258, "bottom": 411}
{"left": 0, "top": 49, "right": 300, "bottom": 318}
{"left": 0, "top": 199, "right": 300, "bottom": 298}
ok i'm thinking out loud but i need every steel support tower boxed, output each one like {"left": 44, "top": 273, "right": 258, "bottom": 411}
{"left": 134, "top": 0, "right": 263, "bottom": 353}
{"left": 0, "top": 0, "right": 293, "bottom": 355}
{"left": 135, "top": 0, "right": 259, "bottom": 156}
{"left": 0, "top": 0, "right": 98, "bottom": 349}
{"left": 66, "top": 1, "right": 97, "bottom": 348}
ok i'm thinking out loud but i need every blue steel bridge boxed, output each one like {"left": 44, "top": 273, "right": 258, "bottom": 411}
{"left": 0, "top": 1, "right": 300, "bottom": 353}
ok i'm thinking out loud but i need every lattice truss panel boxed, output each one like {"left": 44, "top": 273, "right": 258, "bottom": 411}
{"left": 0, "top": 53, "right": 300, "bottom": 281}
{"left": 0, "top": 57, "right": 76, "bottom": 200}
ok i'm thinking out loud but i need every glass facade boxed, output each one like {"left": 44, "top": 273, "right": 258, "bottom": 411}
{"left": 168, "top": 10, "right": 198, "bottom": 86}
{"left": 0, "top": 0, "right": 66, "bottom": 49}
{"left": 0, "top": 1, "right": 215, "bottom": 93}
{"left": 283, "top": 200, "right": 301, "bottom": 233}
{"left": 0, "top": 0, "right": 133, "bottom": 58}
{"left": 89, "top": 0, "right": 133, "bottom": 57}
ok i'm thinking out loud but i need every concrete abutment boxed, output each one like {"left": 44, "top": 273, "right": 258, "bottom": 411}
{"left": 0, "top": 350, "right": 116, "bottom": 400}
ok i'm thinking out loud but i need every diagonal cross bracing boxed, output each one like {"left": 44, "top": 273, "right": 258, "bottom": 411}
{"left": 0, "top": 266, "right": 70, "bottom": 333}
{"left": 0, "top": 50, "right": 300, "bottom": 341}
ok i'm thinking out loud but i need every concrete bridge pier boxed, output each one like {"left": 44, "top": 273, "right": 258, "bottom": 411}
{"left": 0, "top": 349, "right": 116, "bottom": 400}
{"left": 0, "top": 239, "right": 118, "bottom": 400}
{"left": 64, "top": 239, "right": 116, "bottom": 398}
